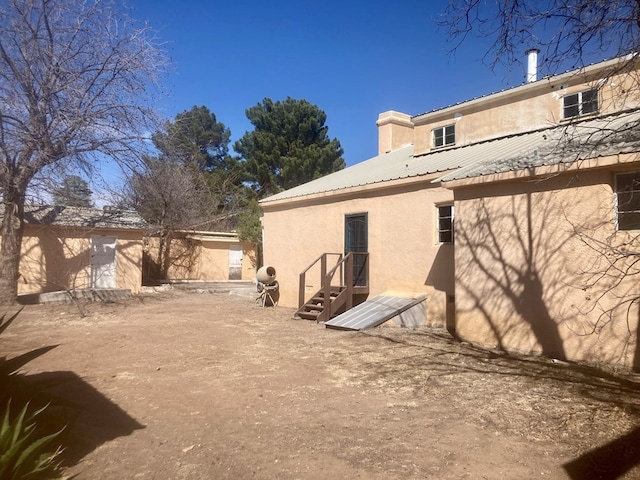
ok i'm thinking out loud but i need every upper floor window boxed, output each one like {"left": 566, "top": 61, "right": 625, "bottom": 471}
{"left": 433, "top": 124, "right": 455, "bottom": 148}
{"left": 437, "top": 204, "right": 454, "bottom": 243}
{"left": 616, "top": 172, "right": 640, "bottom": 230}
{"left": 563, "top": 89, "right": 599, "bottom": 118}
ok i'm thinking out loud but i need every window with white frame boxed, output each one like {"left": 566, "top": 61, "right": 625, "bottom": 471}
{"left": 433, "top": 124, "right": 455, "bottom": 148}
{"left": 563, "top": 89, "right": 599, "bottom": 118}
{"left": 616, "top": 172, "right": 640, "bottom": 230}
{"left": 437, "top": 204, "right": 454, "bottom": 243}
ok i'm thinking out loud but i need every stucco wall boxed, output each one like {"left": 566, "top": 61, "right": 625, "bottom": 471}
{"left": 18, "top": 226, "right": 143, "bottom": 294}
{"left": 410, "top": 67, "right": 640, "bottom": 156}
{"left": 144, "top": 236, "right": 257, "bottom": 282}
{"left": 453, "top": 169, "right": 640, "bottom": 368}
{"left": 200, "top": 241, "right": 257, "bottom": 281}
{"left": 261, "top": 179, "right": 455, "bottom": 326}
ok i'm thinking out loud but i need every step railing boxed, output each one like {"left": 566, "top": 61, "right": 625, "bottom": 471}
{"left": 298, "top": 252, "right": 369, "bottom": 322}
{"left": 298, "top": 253, "right": 342, "bottom": 309}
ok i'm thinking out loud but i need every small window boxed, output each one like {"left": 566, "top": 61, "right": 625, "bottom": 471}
{"left": 563, "top": 89, "right": 599, "bottom": 118}
{"left": 616, "top": 172, "right": 640, "bottom": 230}
{"left": 438, "top": 205, "right": 454, "bottom": 243}
{"left": 433, "top": 124, "right": 455, "bottom": 148}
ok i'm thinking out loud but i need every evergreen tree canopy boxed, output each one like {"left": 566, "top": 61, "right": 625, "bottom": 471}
{"left": 234, "top": 97, "right": 345, "bottom": 197}
{"left": 152, "top": 105, "right": 232, "bottom": 172}
{"left": 52, "top": 175, "right": 93, "bottom": 208}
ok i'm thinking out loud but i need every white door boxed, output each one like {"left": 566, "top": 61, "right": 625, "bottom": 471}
{"left": 91, "top": 236, "right": 117, "bottom": 288}
{"left": 228, "top": 244, "right": 243, "bottom": 280}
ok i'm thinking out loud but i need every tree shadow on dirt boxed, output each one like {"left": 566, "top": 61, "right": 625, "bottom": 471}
{"left": 365, "top": 329, "right": 640, "bottom": 409}
{"left": 24, "top": 370, "right": 145, "bottom": 467}
{"left": 360, "top": 329, "right": 640, "bottom": 478}
{"left": 563, "top": 424, "right": 640, "bottom": 480}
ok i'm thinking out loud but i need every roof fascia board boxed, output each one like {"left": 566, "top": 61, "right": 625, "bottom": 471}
{"left": 440, "top": 152, "right": 640, "bottom": 189}
{"left": 260, "top": 172, "right": 444, "bottom": 211}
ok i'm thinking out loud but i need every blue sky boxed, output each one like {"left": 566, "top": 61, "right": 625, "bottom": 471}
{"left": 128, "top": 0, "right": 533, "bottom": 167}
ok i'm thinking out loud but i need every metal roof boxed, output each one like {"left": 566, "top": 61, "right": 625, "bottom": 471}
{"left": 325, "top": 295, "right": 427, "bottom": 331}
{"left": 261, "top": 109, "right": 640, "bottom": 205}
{"left": 436, "top": 109, "right": 640, "bottom": 184}
{"left": 261, "top": 140, "right": 483, "bottom": 203}
{"left": 21, "top": 205, "right": 149, "bottom": 230}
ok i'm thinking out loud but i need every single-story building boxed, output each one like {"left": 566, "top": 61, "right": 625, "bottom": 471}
{"left": 13, "top": 205, "right": 148, "bottom": 295}
{"left": 142, "top": 230, "right": 257, "bottom": 284}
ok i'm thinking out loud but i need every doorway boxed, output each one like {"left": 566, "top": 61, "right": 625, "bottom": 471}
{"left": 345, "top": 213, "right": 368, "bottom": 286}
{"left": 228, "top": 244, "right": 243, "bottom": 280}
{"left": 90, "top": 236, "right": 117, "bottom": 288}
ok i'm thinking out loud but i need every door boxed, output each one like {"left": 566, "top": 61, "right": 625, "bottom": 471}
{"left": 90, "top": 236, "right": 117, "bottom": 288}
{"left": 345, "top": 213, "right": 368, "bottom": 286}
{"left": 228, "top": 244, "right": 243, "bottom": 280}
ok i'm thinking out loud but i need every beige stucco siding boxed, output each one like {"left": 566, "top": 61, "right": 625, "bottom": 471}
{"left": 199, "top": 241, "right": 256, "bottom": 281}
{"left": 144, "top": 236, "right": 257, "bottom": 282}
{"left": 262, "top": 179, "right": 455, "bottom": 325}
{"left": 17, "top": 226, "right": 143, "bottom": 294}
{"left": 411, "top": 68, "right": 640, "bottom": 157}
{"left": 453, "top": 169, "right": 640, "bottom": 368}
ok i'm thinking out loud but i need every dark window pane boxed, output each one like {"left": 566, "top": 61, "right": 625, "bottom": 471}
{"left": 618, "top": 192, "right": 640, "bottom": 211}
{"left": 439, "top": 218, "right": 452, "bottom": 231}
{"left": 619, "top": 211, "right": 640, "bottom": 230}
{"left": 444, "top": 125, "right": 456, "bottom": 145}
{"left": 563, "top": 93, "right": 579, "bottom": 118}
{"left": 617, "top": 172, "right": 640, "bottom": 191}
{"left": 434, "top": 129, "right": 444, "bottom": 147}
{"left": 438, "top": 205, "right": 454, "bottom": 243}
{"left": 439, "top": 230, "right": 453, "bottom": 243}
{"left": 582, "top": 89, "right": 599, "bottom": 114}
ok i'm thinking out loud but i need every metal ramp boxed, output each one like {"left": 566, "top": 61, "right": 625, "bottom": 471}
{"left": 325, "top": 294, "right": 427, "bottom": 331}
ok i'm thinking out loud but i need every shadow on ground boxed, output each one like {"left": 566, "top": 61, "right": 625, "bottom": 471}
{"left": 24, "top": 371, "right": 145, "bottom": 466}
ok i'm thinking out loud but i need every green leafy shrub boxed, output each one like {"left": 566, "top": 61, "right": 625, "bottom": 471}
{"left": 0, "top": 401, "right": 65, "bottom": 479}
{"left": 0, "top": 310, "right": 69, "bottom": 479}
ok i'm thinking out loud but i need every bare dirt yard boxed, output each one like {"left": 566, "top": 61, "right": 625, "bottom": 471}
{"left": 3, "top": 287, "right": 640, "bottom": 479}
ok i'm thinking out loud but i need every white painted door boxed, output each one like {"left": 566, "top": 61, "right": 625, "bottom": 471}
{"left": 228, "top": 244, "right": 243, "bottom": 280}
{"left": 91, "top": 236, "right": 117, "bottom": 288}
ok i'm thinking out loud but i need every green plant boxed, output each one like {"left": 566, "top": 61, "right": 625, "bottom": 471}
{"left": 0, "top": 310, "right": 71, "bottom": 479}
{"left": 0, "top": 310, "right": 59, "bottom": 410}
{"left": 0, "top": 401, "right": 65, "bottom": 480}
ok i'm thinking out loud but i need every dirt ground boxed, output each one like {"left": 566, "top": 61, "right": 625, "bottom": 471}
{"left": 3, "top": 287, "right": 640, "bottom": 480}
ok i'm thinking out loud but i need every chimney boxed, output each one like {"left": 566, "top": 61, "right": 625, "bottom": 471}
{"left": 525, "top": 48, "right": 540, "bottom": 82}
{"left": 376, "top": 111, "right": 413, "bottom": 155}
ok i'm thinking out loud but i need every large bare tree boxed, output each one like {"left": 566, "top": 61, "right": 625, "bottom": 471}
{"left": 0, "top": 0, "right": 167, "bottom": 303}
{"left": 439, "top": 1, "right": 640, "bottom": 76}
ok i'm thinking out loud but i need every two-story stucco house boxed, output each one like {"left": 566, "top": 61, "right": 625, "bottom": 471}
{"left": 260, "top": 53, "right": 640, "bottom": 369}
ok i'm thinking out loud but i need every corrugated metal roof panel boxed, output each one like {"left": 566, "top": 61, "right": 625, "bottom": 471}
{"left": 261, "top": 146, "right": 414, "bottom": 203}
{"left": 261, "top": 109, "right": 640, "bottom": 204}
{"left": 436, "top": 110, "right": 640, "bottom": 183}
{"left": 325, "top": 295, "right": 426, "bottom": 331}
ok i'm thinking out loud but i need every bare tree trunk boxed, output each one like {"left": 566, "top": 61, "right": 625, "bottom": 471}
{"left": 0, "top": 187, "right": 26, "bottom": 304}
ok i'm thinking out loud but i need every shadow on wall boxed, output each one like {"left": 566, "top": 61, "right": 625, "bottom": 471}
{"left": 454, "top": 179, "right": 640, "bottom": 369}
{"left": 22, "top": 230, "right": 90, "bottom": 293}
{"left": 424, "top": 244, "right": 455, "bottom": 330}
{"left": 456, "top": 192, "right": 568, "bottom": 360}
{"left": 143, "top": 235, "right": 200, "bottom": 285}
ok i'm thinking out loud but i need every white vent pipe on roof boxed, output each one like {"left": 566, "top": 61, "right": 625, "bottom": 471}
{"left": 526, "top": 48, "right": 540, "bottom": 82}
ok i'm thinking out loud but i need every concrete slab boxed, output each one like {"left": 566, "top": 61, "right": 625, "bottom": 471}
{"left": 18, "top": 288, "right": 132, "bottom": 305}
